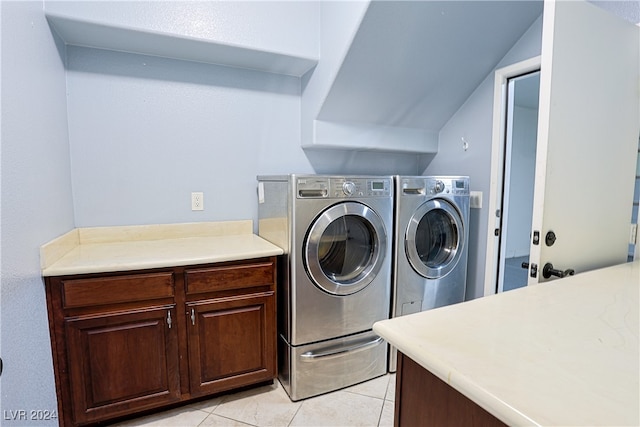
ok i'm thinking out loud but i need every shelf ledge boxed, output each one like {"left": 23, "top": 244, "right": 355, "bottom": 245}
{"left": 304, "top": 120, "right": 438, "bottom": 154}
{"left": 46, "top": 13, "right": 318, "bottom": 77}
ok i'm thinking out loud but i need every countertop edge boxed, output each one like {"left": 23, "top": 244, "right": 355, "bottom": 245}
{"left": 373, "top": 261, "right": 640, "bottom": 427}
{"left": 41, "top": 221, "right": 284, "bottom": 277}
{"left": 42, "top": 246, "right": 283, "bottom": 277}
{"left": 373, "top": 321, "right": 536, "bottom": 426}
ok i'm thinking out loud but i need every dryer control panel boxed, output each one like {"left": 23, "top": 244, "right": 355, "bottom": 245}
{"left": 296, "top": 176, "right": 391, "bottom": 198}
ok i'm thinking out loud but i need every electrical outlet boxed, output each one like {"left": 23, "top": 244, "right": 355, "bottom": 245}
{"left": 191, "top": 192, "right": 204, "bottom": 211}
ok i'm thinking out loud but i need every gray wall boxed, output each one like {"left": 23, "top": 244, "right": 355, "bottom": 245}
{"left": 66, "top": 46, "right": 313, "bottom": 227}
{"left": 1, "top": 1, "right": 75, "bottom": 422}
{"left": 425, "top": 16, "right": 544, "bottom": 300}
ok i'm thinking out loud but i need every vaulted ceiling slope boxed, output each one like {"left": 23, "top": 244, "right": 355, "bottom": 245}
{"left": 318, "top": 0, "right": 543, "bottom": 132}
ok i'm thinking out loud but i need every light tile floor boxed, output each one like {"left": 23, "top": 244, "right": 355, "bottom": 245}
{"left": 111, "top": 374, "right": 396, "bottom": 427}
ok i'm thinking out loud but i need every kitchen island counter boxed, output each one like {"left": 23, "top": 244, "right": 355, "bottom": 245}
{"left": 41, "top": 220, "right": 283, "bottom": 276}
{"left": 373, "top": 261, "right": 639, "bottom": 426}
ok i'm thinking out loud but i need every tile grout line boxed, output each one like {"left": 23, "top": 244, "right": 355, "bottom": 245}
{"left": 286, "top": 399, "right": 305, "bottom": 427}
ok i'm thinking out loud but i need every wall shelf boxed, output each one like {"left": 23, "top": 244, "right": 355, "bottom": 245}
{"left": 306, "top": 120, "right": 438, "bottom": 154}
{"left": 46, "top": 13, "right": 318, "bottom": 77}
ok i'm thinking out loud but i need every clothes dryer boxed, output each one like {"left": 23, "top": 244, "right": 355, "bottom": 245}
{"left": 390, "top": 176, "right": 470, "bottom": 371}
{"left": 257, "top": 175, "right": 392, "bottom": 400}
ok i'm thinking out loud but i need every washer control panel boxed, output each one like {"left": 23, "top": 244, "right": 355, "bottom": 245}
{"left": 427, "top": 177, "right": 469, "bottom": 196}
{"left": 332, "top": 178, "right": 391, "bottom": 198}
{"left": 297, "top": 177, "right": 391, "bottom": 198}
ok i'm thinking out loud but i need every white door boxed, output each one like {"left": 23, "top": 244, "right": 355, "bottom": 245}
{"left": 527, "top": 0, "right": 639, "bottom": 283}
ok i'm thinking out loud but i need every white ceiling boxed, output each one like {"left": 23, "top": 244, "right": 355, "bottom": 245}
{"left": 317, "top": 0, "right": 543, "bottom": 132}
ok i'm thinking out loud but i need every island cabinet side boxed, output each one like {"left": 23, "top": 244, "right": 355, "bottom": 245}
{"left": 44, "top": 256, "right": 277, "bottom": 427}
{"left": 395, "top": 352, "right": 506, "bottom": 427}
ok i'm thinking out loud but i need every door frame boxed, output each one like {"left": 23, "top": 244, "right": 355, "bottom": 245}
{"left": 483, "top": 56, "right": 541, "bottom": 297}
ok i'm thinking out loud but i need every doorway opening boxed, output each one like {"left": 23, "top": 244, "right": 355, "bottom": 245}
{"left": 497, "top": 70, "right": 540, "bottom": 292}
{"left": 484, "top": 56, "right": 541, "bottom": 297}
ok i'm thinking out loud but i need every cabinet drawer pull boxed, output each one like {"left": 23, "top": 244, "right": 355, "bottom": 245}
{"left": 167, "top": 310, "right": 172, "bottom": 329}
{"left": 191, "top": 308, "right": 195, "bottom": 326}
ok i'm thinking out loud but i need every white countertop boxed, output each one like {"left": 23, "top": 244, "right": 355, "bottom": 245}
{"left": 41, "top": 220, "right": 284, "bottom": 277}
{"left": 373, "top": 261, "right": 640, "bottom": 426}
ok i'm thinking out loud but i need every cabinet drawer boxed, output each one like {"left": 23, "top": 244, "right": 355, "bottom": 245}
{"left": 62, "top": 272, "right": 175, "bottom": 309}
{"left": 185, "top": 260, "right": 274, "bottom": 296}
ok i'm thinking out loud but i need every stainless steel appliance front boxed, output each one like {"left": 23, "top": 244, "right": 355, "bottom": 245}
{"left": 258, "top": 175, "right": 392, "bottom": 400}
{"left": 390, "top": 176, "right": 470, "bottom": 371}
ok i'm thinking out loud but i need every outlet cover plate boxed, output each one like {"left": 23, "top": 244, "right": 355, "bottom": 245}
{"left": 191, "top": 192, "right": 204, "bottom": 211}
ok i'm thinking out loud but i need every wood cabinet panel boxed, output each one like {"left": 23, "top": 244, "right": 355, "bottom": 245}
{"left": 45, "top": 257, "right": 277, "bottom": 426}
{"left": 65, "top": 305, "right": 180, "bottom": 424}
{"left": 187, "top": 292, "right": 276, "bottom": 397}
{"left": 62, "top": 272, "right": 174, "bottom": 309}
{"left": 395, "top": 352, "right": 506, "bottom": 427}
{"left": 185, "top": 260, "right": 275, "bottom": 295}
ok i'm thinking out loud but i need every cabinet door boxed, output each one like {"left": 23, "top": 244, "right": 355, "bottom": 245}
{"left": 187, "top": 292, "right": 276, "bottom": 397}
{"left": 65, "top": 305, "right": 180, "bottom": 425}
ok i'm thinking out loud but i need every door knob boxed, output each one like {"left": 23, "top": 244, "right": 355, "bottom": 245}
{"left": 542, "top": 263, "right": 575, "bottom": 279}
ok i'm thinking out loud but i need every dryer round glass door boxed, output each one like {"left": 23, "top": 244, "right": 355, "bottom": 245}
{"left": 305, "top": 202, "right": 387, "bottom": 295}
{"left": 405, "top": 199, "right": 464, "bottom": 279}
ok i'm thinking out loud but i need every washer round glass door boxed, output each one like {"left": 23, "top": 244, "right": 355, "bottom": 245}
{"left": 406, "top": 199, "right": 463, "bottom": 279}
{"left": 305, "top": 202, "right": 387, "bottom": 295}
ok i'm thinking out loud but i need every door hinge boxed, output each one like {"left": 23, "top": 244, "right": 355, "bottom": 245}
{"left": 630, "top": 223, "right": 638, "bottom": 245}
{"left": 167, "top": 310, "right": 172, "bottom": 329}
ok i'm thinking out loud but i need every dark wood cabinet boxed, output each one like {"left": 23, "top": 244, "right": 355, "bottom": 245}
{"left": 183, "top": 260, "right": 277, "bottom": 397}
{"left": 65, "top": 305, "right": 181, "bottom": 424}
{"left": 394, "top": 351, "right": 506, "bottom": 427}
{"left": 187, "top": 293, "right": 275, "bottom": 397}
{"left": 45, "top": 257, "right": 277, "bottom": 427}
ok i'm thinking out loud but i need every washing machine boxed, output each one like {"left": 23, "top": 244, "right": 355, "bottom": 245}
{"left": 257, "top": 175, "right": 392, "bottom": 401}
{"left": 389, "top": 176, "right": 470, "bottom": 371}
